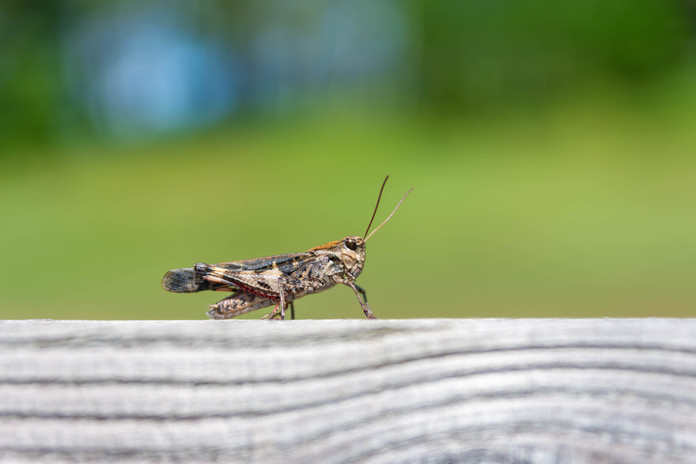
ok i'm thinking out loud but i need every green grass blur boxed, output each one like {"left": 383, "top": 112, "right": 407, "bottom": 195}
{"left": 2, "top": 79, "right": 695, "bottom": 319}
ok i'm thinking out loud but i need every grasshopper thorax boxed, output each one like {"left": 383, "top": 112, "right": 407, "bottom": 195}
{"left": 309, "top": 235, "right": 366, "bottom": 281}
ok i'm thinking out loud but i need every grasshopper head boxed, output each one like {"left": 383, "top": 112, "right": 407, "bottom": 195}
{"left": 339, "top": 235, "right": 366, "bottom": 280}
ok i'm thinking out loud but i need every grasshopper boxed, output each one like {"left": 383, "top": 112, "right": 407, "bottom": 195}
{"left": 161, "top": 176, "right": 412, "bottom": 320}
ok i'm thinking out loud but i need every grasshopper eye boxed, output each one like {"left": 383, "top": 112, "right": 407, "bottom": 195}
{"left": 345, "top": 240, "right": 358, "bottom": 251}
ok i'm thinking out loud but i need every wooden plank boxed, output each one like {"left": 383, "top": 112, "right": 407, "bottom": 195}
{"left": 1, "top": 319, "right": 696, "bottom": 463}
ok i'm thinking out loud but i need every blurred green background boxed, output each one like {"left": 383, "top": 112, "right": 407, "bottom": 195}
{"left": 1, "top": 1, "right": 695, "bottom": 319}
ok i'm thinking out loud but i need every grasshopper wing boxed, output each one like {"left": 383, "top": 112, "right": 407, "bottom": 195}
{"left": 162, "top": 266, "right": 232, "bottom": 293}
{"left": 194, "top": 253, "right": 315, "bottom": 297}
{"left": 162, "top": 253, "right": 311, "bottom": 294}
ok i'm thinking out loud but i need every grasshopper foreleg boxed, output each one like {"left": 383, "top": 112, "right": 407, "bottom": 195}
{"left": 355, "top": 284, "right": 368, "bottom": 303}
{"left": 350, "top": 283, "right": 375, "bottom": 319}
{"left": 334, "top": 277, "right": 375, "bottom": 319}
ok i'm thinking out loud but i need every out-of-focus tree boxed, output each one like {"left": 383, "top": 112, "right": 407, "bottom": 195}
{"left": 0, "top": 0, "right": 694, "bottom": 146}
{"left": 0, "top": 1, "right": 66, "bottom": 145}
{"left": 417, "top": 0, "right": 693, "bottom": 111}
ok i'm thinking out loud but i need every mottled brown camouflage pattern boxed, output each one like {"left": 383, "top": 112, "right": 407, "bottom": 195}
{"left": 162, "top": 236, "right": 372, "bottom": 319}
{"left": 161, "top": 176, "right": 412, "bottom": 320}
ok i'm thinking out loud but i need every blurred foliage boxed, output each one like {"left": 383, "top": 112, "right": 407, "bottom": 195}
{"left": 1, "top": 1, "right": 695, "bottom": 319}
{"left": 0, "top": 1, "right": 64, "bottom": 144}
{"left": 1, "top": 0, "right": 695, "bottom": 143}
{"left": 419, "top": 0, "right": 693, "bottom": 110}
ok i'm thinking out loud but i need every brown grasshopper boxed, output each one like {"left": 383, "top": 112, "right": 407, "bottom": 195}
{"left": 161, "top": 176, "right": 412, "bottom": 320}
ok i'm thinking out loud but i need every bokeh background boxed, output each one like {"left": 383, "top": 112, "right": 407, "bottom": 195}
{"left": 2, "top": 0, "right": 695, "bottom": 319}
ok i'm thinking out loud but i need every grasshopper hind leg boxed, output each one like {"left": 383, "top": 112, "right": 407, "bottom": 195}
{"left": 261, "top": 303, "right": 281, "bottom": 320}
{"left": 262, "top": 289, "right": 294, "bottom": 320}
{"left": 207, "top": 291, "right": 274, "bottom": 319}
{"left": 261, "top": 301, "right": 292, "bottom": 320}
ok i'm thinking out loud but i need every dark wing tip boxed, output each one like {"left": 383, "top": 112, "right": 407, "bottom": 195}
{"left": 162, "top": 267, "right": 206, "bottom": 293}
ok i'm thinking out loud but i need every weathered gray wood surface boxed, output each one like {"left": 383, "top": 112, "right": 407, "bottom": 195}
{"left": 1, "top": 319, "right": 696, "bottom": 463}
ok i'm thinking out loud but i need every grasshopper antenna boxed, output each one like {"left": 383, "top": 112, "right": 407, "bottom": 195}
{"left": 364, "top": 177, "right": 414, "bottom": 242}
{"left": 363, "top": 175, "right": 390, "bottom": 240}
